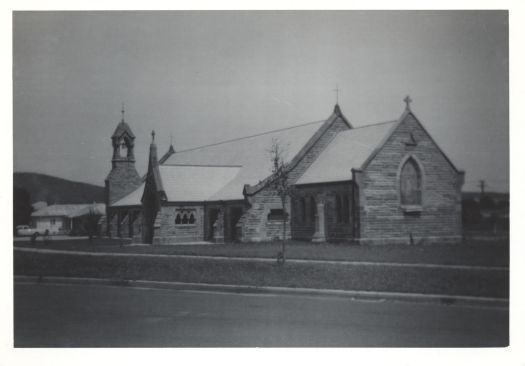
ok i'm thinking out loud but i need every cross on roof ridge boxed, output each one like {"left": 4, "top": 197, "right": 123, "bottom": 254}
{"left": 404, "top": 95, "right": 413, "bottom": 110}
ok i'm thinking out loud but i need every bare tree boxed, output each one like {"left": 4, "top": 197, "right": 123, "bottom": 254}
{"left": 268, "top": 138, "right": 292, "bottom": 264}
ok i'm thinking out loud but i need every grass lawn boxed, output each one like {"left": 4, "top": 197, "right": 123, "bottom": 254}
{"left": 14, "top": 236, "right": 509, "bottom": 267}
{"left": 14, "top": 251, "right": 508, "bottom": 298}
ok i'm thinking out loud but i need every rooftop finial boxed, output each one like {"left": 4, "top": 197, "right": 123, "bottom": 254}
{"left": 121, "top": 103, "right": 125, "bottom": 121}
{"left": 170, "top": 133, "right": 173, "bottom": 146}
{"left": 404, "top": 95, "right": 412, "bottom": 111}
{"left": 333, "top": 84, "right": 340, "bottom": 105}
{"left": 151, "top": 130, "right": 156, "bottom": 143}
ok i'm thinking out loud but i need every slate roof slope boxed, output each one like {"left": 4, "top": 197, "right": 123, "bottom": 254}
{"left": 158, "top": 165, "right": 241, "bottom": 201}
{"left": 162, "top": 120, "right": 325, "bottom": 201}
{"left": 295, "top": 120, "right": 399, "bottom": 185}
{"left": 32, "top": 203, "right": 106, "bottom": 218}
{"left": 112, "top": 183, "right": 145, "bottom": 207}
{"left": 111, "top": 107, "right": 350, "bottom": 204}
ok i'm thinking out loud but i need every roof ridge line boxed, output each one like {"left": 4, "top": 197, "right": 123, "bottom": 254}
{"left": 175, "top": 119, "right": 326, "bottom": 154}
{"left": 161, "top": 163, "right": 243, "bottom": 168}
{"left": 349, "top": 119, "right": 398, "bottom": 130}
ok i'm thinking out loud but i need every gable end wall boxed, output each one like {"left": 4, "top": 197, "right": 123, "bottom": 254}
{"left": 359, "top": 114, "right": 463, "bottom": 244}
{"left": 240, "top": 117, "right": 350, "bottom": 242}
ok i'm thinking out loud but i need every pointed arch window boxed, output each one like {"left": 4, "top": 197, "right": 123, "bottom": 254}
{"left": 400, "top": 158, "right": 422, "bottom": 206}
{"left": 175, "top": 209, "right": 197, "bottom": 226}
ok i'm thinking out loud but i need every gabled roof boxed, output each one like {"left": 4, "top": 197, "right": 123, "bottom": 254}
{"left": 112, "top": 121, "right": 135, "bottom": 139}
{"left": 359, "top": 109, "right": 460, "bottom": 173}
{"left": 159, "top": 144, "right": 175, "bottom": 164}
{"left": 162, "top": 119, "right": 326, "bottom": 200}
{"left": 32, "top": 203, "right": 106, "bottom": 218}
{"left": 112, "top": 106, "right": 352, "bottom": 203}
{"left": 244, "top": 105, "right": 352, "bottom": 195}
{"left": 112, "top": 165, "right": 243, "bottom": 205}
{"left": 158, "top": 165, "right": 241, "bottom": 201}
{"left": 295, "top": 120, "right": 398, "bottom": 185}
{"left": 296, "top": 109, "right": 461, "bottom": 185}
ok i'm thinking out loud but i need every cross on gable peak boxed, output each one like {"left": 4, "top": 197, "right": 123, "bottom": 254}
{"left": 333, "top": 85, "right": 340, "bottom": 104}
{"left": 404, "top": 95, "right": 413, "bottom": 110}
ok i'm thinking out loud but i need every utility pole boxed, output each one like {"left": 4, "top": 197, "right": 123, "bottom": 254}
{"left": 479, "top": 180, "right": 485, "bottom": 196}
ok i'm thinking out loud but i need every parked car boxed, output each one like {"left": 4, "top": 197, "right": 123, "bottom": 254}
{"left": 15, "top": 225, "right": 41, "bottom": 237}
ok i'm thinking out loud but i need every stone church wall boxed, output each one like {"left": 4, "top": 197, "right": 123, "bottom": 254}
{"left": 152, "top": 204, "right": 205, "bottom": 244}
{"left": 240, "top": 116, "right": 350, "bottom": 242}
{"left": 358, "top": 114, "right": 463, "bottom": 245}
{"left": 240, "top": 188, "right": 290, "bottom": 241}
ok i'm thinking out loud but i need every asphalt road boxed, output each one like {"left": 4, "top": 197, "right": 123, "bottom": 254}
{"left": 14, "top": 282, "right": 508, "bottom": 347}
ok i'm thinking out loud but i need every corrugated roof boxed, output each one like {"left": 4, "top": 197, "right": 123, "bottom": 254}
{"left": 112, "top": 183, "right": 145, "bottom": 207}
{"left": 162, "top": 120, "right": 325, "bottom": 200}
{"left": 31, "top": 203, "right": 106, "bottom": 218}
{"left": 296, "top": 120, "right": 399, "bottom": 185}
{"left": 159, "top": 165, "right": 241, "bottom": 201}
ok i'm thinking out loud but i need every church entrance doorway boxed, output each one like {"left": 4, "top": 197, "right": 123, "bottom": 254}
{"left": 229, "top": 207, "right": 243, "bottom": 242}
{"left": 207, "top": 208, "right": 220, "bottom": 241}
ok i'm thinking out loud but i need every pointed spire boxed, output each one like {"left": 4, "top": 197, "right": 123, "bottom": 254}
{"left": 121, "top": 103, "right": 125, "bottom": 122}
{"left": 149, "top": 130, "right": 159, "bottom": 168}
{"left": 334, "top": 103, "right": 342, "bottom": 116}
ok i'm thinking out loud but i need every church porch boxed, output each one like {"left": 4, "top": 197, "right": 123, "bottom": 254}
{"left": 291, "top": 181, "right": 358, "bottom": 243}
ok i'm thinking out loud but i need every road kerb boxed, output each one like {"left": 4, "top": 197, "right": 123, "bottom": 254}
{"left": 13, "top": 246, "right": 508, "bottom": 272}
{"left": 14, "top": 275, "right": 509, "bottom": 308}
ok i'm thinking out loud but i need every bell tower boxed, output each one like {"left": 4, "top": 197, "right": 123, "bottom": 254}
{"left": 105, "top": 105, "right": 142, "bottom": 205}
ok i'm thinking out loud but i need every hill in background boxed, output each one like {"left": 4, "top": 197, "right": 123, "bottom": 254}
{"left": 13, "top": 172, "right": 508, "bottom": 207}
{"left": 14, "top": 172, "right": 104, "bottom": 204}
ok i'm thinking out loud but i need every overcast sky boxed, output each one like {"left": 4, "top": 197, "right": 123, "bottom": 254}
{"left": 13, "top": 11, "right": 508, "bottom": 192}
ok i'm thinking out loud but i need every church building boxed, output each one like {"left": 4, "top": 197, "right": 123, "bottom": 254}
{"left": 102, "top": 97, "right": 465, "bottom": 245}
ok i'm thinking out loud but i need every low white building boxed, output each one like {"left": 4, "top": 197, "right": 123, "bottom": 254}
{"left": 31, "top": 203, "right": 105, "bottom": 235}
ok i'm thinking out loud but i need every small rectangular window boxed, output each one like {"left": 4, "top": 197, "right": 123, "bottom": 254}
{"left": 267, "top": 209, "right": 287, "bottom": 221}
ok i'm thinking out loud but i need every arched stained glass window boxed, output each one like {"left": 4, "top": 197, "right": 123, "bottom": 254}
{"left": 175, "top": 214, "right": 181, "bottom": 225}
{"left": 182, "top": 214, "right": 188, "bottom": 224}
{"left": 189, "top": 213, "right": 195, "bottom": 224}
{"left": 400, "top": 158, "right": 422, "bottom": 205}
